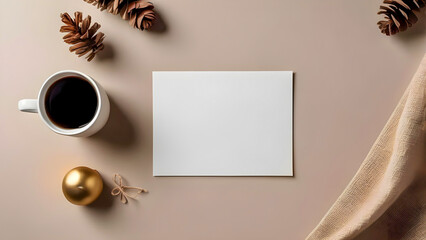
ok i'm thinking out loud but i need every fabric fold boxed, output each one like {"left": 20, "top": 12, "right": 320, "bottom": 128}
{"left": 306, "top": 54, "right": 426, "bottom": 240}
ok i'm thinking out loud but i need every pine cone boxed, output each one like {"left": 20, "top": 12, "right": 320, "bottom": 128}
{"left": 60, "top": 12, "right": 105, "bottom": 61}
{"left": 83, "top": 0, "right": 156, "bottom": 31}
{"left": 377, "top": 0, "right": 426, "bottom": 35}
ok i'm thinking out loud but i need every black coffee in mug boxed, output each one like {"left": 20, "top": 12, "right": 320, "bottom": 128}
{"left": 45, "top": 76, "right": 98, "bottom": 129}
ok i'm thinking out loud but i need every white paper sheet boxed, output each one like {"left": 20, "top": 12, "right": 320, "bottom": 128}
{"left": 153, "top": 71, "right": 293, "bottom": 176}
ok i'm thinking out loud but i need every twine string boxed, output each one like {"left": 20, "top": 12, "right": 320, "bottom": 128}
{"left": 111, "top": 173, "right": 147, "bottom": 204}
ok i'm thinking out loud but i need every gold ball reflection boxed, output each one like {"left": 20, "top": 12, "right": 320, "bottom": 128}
{"left": 62, "top": 166, "right": 103, "bottom": 205}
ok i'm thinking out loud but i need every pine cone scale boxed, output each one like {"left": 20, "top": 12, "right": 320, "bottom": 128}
{"left": 60, "top": 26, "right": 75, "bottom": 32}
{"left": 80, "top": 16, "right": 91, "bottom": 35}
{"left": 87, "top": 23, "right": 102, "bottom": 38}
{"left": 74, "top": 12, "right": 83, "bottom": 27}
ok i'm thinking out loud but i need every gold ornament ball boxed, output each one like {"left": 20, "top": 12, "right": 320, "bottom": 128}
{"left": 62, "top": 166, "right": 103, "bottom": 205}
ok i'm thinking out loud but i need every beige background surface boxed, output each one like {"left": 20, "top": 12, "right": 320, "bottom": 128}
{"left": 0, "top": 1, "right": 425, "bottom": 239}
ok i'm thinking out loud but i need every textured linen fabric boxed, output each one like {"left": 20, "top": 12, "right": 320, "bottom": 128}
{"left": 306, "top": 54, "right": 426, "bottom": 240}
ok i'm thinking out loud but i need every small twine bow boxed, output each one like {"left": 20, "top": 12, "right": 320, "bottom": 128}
{"left": 111, "top": 174, "right": 147, "bottom": 204}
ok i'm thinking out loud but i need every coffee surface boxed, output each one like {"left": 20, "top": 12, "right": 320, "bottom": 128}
{"left": 45, "top": 77, "right": 98, "bottom": 129}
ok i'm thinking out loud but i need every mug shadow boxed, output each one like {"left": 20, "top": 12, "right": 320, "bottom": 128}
{"left": 89, "top": 97, "right": 137, "bottom": 149}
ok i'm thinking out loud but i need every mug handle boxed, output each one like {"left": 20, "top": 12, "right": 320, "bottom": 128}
{"left": 18, "top": 99, "right": 38, "bottom": 113}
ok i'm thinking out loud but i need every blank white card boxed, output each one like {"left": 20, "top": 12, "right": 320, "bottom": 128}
{"left": 153, "top": 71, "right": 293, "bottom": 176}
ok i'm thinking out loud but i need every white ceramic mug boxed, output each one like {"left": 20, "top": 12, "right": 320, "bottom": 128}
{"left": 18, "top": 70, "right": 110, "bottom": 137}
